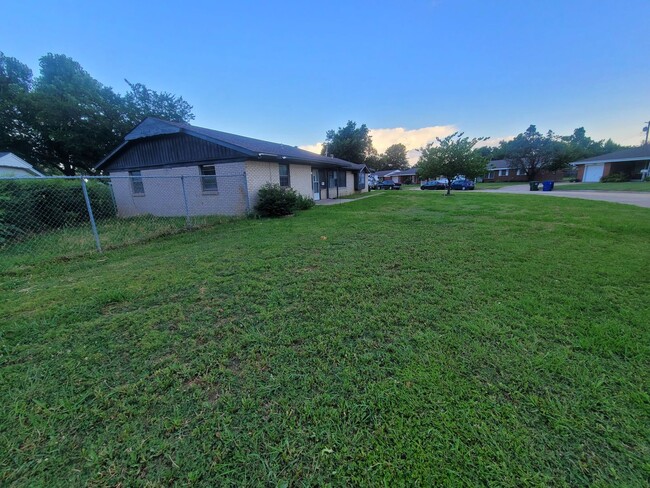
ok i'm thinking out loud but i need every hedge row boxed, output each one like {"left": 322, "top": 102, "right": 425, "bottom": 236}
{"left": 0, "top": 179, "right": 116, "bottom": 244}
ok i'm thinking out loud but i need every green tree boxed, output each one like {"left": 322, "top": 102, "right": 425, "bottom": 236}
{"left": 560, "top": 127, "right": 624, "bottom": 162}
{"left": 379, "top": 143, "right": 409, "bottom": 170}
{"left": 500, "top": 125, "right": 563, "bottom": 181}
{"left": 321, "top": 120, "right": 376, "bottom": 164}
{"left": 0, "top": 52, "right": 195, "bottom": 175}
{"left": 123, "top": 80, "right": 194, "bottom": 124}
{"left": 417, "top": 132, "right": 488, "bottom": 195}
{"left": 29, "top": 53, "right": 126, "bottom": 175}
{"left": 0, "top": 52, "right": 35, "bottom": 164}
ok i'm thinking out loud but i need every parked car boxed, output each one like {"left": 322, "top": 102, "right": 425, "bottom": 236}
{"left": 378, "top": 179, "right": 401, "bottom": 190}
{"left": 450, "top": 179, "right": 475, "bottom": 190}
{"left": 420, "top": 180, "right": 447, "bottom": 190}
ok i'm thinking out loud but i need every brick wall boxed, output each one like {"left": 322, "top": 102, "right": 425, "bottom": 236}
{"left": 245, "top": 161, "right": 313, "bottom": 207}
{"left": 110, "top": 163, "right": 248, "bottom": 217}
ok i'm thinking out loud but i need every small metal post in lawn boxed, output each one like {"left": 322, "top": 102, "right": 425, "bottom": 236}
{"left": 80, "top": 177, "right": 102, "bottom": 253}
{"left": 180, "top": 175, "right": 191, "bottom": 228}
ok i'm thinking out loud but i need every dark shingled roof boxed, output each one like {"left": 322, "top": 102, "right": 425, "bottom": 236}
{"left": 486, "top": 159, "right": 511, "bottom": 170}
{"left": 572, "top": 145, "right": 650, "bottom": 164}
{"left": 97, "top": 117, "right": 367, "bottom": 171}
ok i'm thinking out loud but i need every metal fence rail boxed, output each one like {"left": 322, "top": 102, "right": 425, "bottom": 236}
{"left": 0, "top": 174, "right": 248, "bottom": 262}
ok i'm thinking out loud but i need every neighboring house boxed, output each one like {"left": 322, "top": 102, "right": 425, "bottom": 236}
{"left": 571, "top": 145, "right": 650, "bottom": 182}
{"left": 96, "top": 118, "right": 369, "bottom": 217}
{"left": 0, "top": 152, "right": 43, "bottom": 177}
{"left": 373, "top": 170, "right": 397, "bottom": 181}
{"left": 483, "top": 159, "right": 564, "bottom": 182}
{"left": 371, "top": 168, "right": 421, "bottom": 184}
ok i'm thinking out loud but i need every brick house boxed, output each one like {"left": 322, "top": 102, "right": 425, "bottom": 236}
{"left": 96, "top": 118, "right": 369, "bottom": 217}
{"left": 572, "top": 145, "right": 650, "bottom": 182}
{"left": 372, "top": 168, "right": 421, "bottom": 184}
{"left": 482, "top": 159, "right": 564, "bottom": 182}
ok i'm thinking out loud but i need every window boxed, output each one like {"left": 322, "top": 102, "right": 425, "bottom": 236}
{"left": 338, "top": 170, "right": 347, "bottom": 187}
{"left": 498, "top": 169, "right": 509, "bottom": 177}
{"left": 328, "top": 170, "right": 337, "bottom": 188}
{"left": 279, "top": 164, "right": 290, "bottom": 187}
{"left": 516, "top": 169, "right": 525, "bottom": 176}
{"left": 200, "top": 165, "right": 218, "bottom": 191}
{"left": 129, "top": 170, "right": 144, "bottom": 195}
{"left": 358, "top": 172, "right": 366, "bottom": 189}
{"left": 486, "top": 171, "right": 494, "bottom": 179}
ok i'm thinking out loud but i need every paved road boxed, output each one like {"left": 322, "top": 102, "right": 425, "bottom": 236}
{"left": 480, "top": 184, "right": 650, "bottom": 208}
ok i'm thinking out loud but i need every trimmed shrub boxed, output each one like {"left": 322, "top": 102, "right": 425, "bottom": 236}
{"left": 255, "top": 184, "right": 298, "bottom": 217}
{"left": 294, "top": 194, "right": 315, "bottom": 210}
{"left": 600, "top": 172, "right": 629, "bottom": 183}
{"left": 0, "top": 179, "right": 116, "bottom": 244}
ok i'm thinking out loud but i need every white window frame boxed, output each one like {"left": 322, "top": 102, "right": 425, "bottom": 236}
{"left": 200, "top": 165, "right": 218, "bottom": 192}
{"left": 279, "top": 164, "right": 290, "bottom": 187}
{"left": 129, "top": 170, "right": 145, "bottom": 195}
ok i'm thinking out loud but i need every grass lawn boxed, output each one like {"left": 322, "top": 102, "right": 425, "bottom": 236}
{"left": 555, "top": 182, "right": 650, "bottom": 192}
{"left": 2, "top": 192, "right": 649, "bottom": 485}
{"left": 476, "top": 182, "right": 527, "bottom": 189}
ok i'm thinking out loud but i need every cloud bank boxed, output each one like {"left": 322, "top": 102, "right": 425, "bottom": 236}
{"left": 299, "top": 125, "right": 457, "bottom": 166}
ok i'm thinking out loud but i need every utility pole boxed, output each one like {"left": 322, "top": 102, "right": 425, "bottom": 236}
{"left": 643, "top": 121, "right": 650, "bottom": 145}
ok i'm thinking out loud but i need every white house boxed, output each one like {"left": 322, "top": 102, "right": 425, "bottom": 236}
{"left": 96, "top": 118, "right": 369, "bottom": 217}
{"left": 0, "top": 152, "right": 43, "bottom": 177}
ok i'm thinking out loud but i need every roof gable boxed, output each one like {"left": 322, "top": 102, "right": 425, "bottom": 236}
{"left": 0, "top": 152, "right": 43, "bottom": 176}
{"left": 97, "top": 117, "right": 364, "bottom": 171}
{"left": 100, "top": 132, "right": 250, "bottom": 172}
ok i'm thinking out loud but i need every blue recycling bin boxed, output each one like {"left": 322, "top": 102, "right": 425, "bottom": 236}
{"left": 542, "top": 181, "right": 554, "bottom": 191}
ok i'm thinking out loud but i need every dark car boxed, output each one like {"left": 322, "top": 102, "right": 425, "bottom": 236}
{"left": 378, "top": 180, "right": 401, "bottom": 190}
{"left": 450, "top": 179, "right": 475, "bottom": 190}
{"left": 420, "top": 180, "right": 447, "bottom": 190}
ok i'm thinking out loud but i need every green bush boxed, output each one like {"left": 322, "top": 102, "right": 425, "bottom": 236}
{"left": 255, "top": 184, "right": 298, "bottom": 217}
{"left": 600, "top": 172, "right": 629, "bottom": 183}
{"left": 294, "top": 194, "right": 315, "bottom": 210}
{"left": 0, "top": 178, "right": 116, "bottom": 244}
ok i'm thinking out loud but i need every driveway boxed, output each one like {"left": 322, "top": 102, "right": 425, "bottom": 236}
{"left": 481, "top": 184, "right": 650, "bottom": 208}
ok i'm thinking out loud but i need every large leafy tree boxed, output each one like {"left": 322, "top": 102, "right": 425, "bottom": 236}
{"left": 499, "top": 125, "right": 563, "bottom": 181}
{"left": 0, "top": 52, "right": 35, "bottom": 164}
{"left": 29, "top": 54, "right": 126, "bottom": 175}
{"left": 374, "top": 143, "right": 409, "bottom": 171}
{"left": 417, "top": 132, "right": 488, "bottom": 195}
{"left": 321, "top": 120, "right": 376, "bottom": 164}
{"left": 123, "top": 80, "right": 194, "bottom": 124}
{"left": 557, "top": 127, "right": 623, "bottom": 165}
{"left": 0, "top": 52, "right": 195, "bottom": 175}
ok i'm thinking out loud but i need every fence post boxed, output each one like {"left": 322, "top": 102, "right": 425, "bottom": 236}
{"left": 80, "top": 177, "right": 102, "bottom": 253}
{"left": 242, "top": 171, "right": 251, "bottom": 213}
{"left": 180, "top": 176, "right": 191, "bottom": 228}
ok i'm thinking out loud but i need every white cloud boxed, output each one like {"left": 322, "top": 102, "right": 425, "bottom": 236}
{"left": 369, "top": 126, "right": 456, "bottom": 154}
{"left": 300, "top": 142, "right": 324, "bottom": 155}
{"left": 299, "top": 125, "right": 457, "bottom": 166}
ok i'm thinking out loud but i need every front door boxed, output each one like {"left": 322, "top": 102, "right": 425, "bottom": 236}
{"left": 312, "top": 170, "right": 320, "bottom": 201}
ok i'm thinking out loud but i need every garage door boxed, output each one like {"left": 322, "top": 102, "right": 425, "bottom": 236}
{"left": 583, "top": 163, "right": 604, "bottom": 182}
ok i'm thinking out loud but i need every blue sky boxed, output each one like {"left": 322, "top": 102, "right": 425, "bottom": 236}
{"left": 2, "top": 0, "right": 649, "bottom": 161}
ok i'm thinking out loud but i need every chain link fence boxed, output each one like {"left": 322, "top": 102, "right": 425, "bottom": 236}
{"left": 0, "top": 174, "right": 249, "bottom": 265}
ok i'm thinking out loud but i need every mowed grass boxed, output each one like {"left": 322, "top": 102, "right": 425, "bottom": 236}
{"left": 556, "top": 182, "right": 650, "bottom": 192}
{"left": 476, "top": 182, "right": 527, "bottom": 189}
{"left": 1, "top": 192, "right": 649, "bottom": 486}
